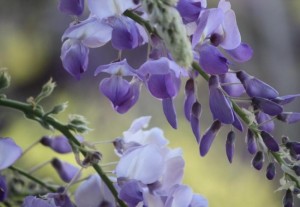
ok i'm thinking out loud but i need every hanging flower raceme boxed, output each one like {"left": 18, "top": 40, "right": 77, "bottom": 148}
{"left": 94, "top": 59, "right": 142, "bottom": 114}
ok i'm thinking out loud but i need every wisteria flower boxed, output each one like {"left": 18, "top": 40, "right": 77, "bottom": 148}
{"left": 58, "top": 0, "right": 84, "bottom": 16}
{"left": 0, "top": 137, "right": 22, "bottom": 170}
{"left": 94, "top": 59, "right": 141, "bottom": 113}
{"left": 138, "top": 57, "right": 187, "bottom": 128}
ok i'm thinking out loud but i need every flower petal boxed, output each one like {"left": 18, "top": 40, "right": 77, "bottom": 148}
{"left": 226, "top": 42, "right": 253, "bottom": 62}
{"left": 0, "top": 138, "right": 22, "bottom": 170}
{"left": 162, "top": 98, "right": 177, "bottom": 129}
{"left": 261, "top": 131, "right": 279, "bottom": 152}
{"left": 51, "top": 158, "right": 80, "bottom": 183}
{"left": 199, "top": 120, "right": 222, "bottom": 156}
{"left": 58, "top": 0, "right": 84, "bottom": 16}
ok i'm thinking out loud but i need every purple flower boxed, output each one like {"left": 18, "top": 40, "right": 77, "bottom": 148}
{"left": 118, "top": 179, "right": 143, "bottom": 207}
{"left": 256, "top": 112, "right": 274, "bottom": 133}
{"left": 225, "top": 42, "right": 253, "bottom": 62}
{"left": 22, "top": 196, "right": 56, "bottom": 207}
{"left": 252, "top": 151, "right": 264, "bottom": 170}
{"left": 0, "top": 137, "right": 22, "bottom": 170}
{"left": 219, "top": 73, "right": 245, "bottom": 97}
{"left": 165, "top": 184, "right": 193, "bottom": 207}
{"left": 111, "top": 17, "right": 144, "bottom": 50}
{"left": 226, "top": 131, "right": 235, "bottom": 163}
{"left": 261, "top": 131, "right": 279, "bottom": 152}
{"left": 51, "top": 158, "right": 80, "bottom": 183}
{"left": 236, "top": 71, "right": 279, "bottom": 99}
{"left": 246, "top": 129, "right": 257, "bottom": 155}
{"left": 252, "top": 97, "right": 283, "bottom": 116}
{"left": 95, "top": 59, "right": 141, "bottom": 114}
{"left": 40, "top": 135, "right": 83, "bottom": 154}
{"left": 209, "top": 75, "right": 234, "bottom": 124}
{"left": 176, "top": 0, "right": 202, "bottom": 23}
{"left": 184, "top": 78, "right": 196, "bottom": 121}
{"left": 283, "top": 189, "right": 293, "bottom": 207}
{"left": 74, "top": 174, "right": 115, "bottom": 207}
{"left": 60, "top": 39, "right": 89, "bottom": 80}
{"left": 0, "top": 175, "right": 7, "bottom": 202}
{"left": 199, "top": 120, "right": 222, "bottom": 156}
{"left": 190, "top": 101, "right": 202, "bottom": 143}
{"left": 277, "top": 112, "right": 300, "bottom": 124}
{"left": 139, "top": 58, "right": 187, "bottom": 128}
{"left": 272, "top": 94, "right": 300, "bottom": 105}
{"left": 266, "top": 162, "right": 276, "bottom": 180}
{"left": 232, "top": 112, "right": 244, "bottom": 132}
{"left": 58, "top": 0, "right": 84, "bottom": 16}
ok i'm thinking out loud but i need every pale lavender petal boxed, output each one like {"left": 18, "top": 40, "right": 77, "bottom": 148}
{"left": 75, "top": 174, "right": 114, "bottom": 207}
{"left": 236, "top": 71, "right": 279, "bottom": 99}
{"left": 60, "top": 39, "right": 89, "bottom": 80}
{"left": 116, "top": 145, "right": 164, "bottom": 184}
{"left": 111, "top": 17, "right": 140, "bottom": 50}
{"left": 0, "top": 138, "right": 22, "bottom": 170}
{"left": 277, "top": 112, "right": 300, "bottom": 124}
{"left": 226, "top": 131, "right": 235, "bottom": 163}
{"left": 58, "top": 0, "right": 84, "bottom": 16}
{"left": 256, "top": 112, "right": 274, "bottom": 133}
{"left": 219, "top": 9, "right": 241, "bottom": 50}
{"left": 118, "top": 180, "right": 143, "bottom": 207}
{"left": 22, "top": 196, "right": 55, "bottom": 207}
{"left": 62, "top": 17, "right": 112, "bottom": 48}
{"left": 226, "top": 43, "right": 253, "bottom": 62}
{"left": 165, "top": 185, "right": 193, "bottom": 207}
{"left": 209, "top": 76, "right": 234, "bottom": 124}
{"left": 162, "top": 98, "right": 177, "bottom": 129}
{"left": 94, "top": 59, "right": 137, "bottom": 77}
{"left": 261, "top": 131, "right": 279, "bottom": 152}
{"left": 252, "top": 97, "right": 283, "bottom": 116}
{"left": 190, "top": 194, "right": 209, "bottom": 207}
{"left": 191, "top": 101, "right": 201, "bottom": 143}
{"left": 199, "top": 44, "right": 228, "bottom": 75}
{"left": 246, "top": 129, "right": 257, "bottom": 155}
{"left": 0, "top": 176, "right": 7, "bottom": 202}
{"left": 192, "top": 8, "right": 223, "bottom": 47}
{"left": 88, "top": 0, "right": 136, "bottom": 19}
{"left": 199, "top": 120, "right": 222, "bottom": 156}
{"left": 51, "top": 158, "right": 80, "bottom": 183}
{"left": 184, "top": 78, "right": 196, "bottom": 121}
{"left": 219, "top": 73, "right": 245, "bottom": 97}
{"left": 40, "top": 135, "right": 72, "bottom": 154}
{"left": 252, "top": 151, "right": 264, "bottom": 170}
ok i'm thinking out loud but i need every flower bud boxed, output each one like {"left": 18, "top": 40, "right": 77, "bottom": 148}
{"left": 35, "top": 78, "right": 56, "bottom": 103}
{"left": 283, "top": 189, "right": 293, "bottom": 207}
{"left": 252, "top": 151, "right": 264, "bottom": 170}
{"left": 226, "top": 131, "right": 235, "bottom": 163}
{"left": 246, "top": 129, "right": 257, "bottom": 155}
{"left": 266, "top": 162, "right": 276, "bottom": 180}
{"left": 0, "top": 70, "right": 10, "bottom": 90}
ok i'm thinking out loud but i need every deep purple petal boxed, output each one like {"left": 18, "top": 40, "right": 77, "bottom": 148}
{"left": 58, "top": 0, "right": 84, "bottom": 16}
{"left": 226, "top": 43, "right": 253, "bottom": 62}
{"left": 199, "top": 120, "right": 222, "bottom": 156}
{"left": 272, "top": 94, "right": 300, "bottom": 105}
{"left": 176, "top": 0, "right": 202, "bottom": 23}
{"left": 226, "top": 131, "right": 235, "bottom": 163}
{"left": 277, "top": 112, "right": 300, "bottom": 124}
{"left": 119, "top": 180, "right": 143, "bottom": 206}
{"left": 60, "top": 39, "right": 89, "bottom": 80}
{"left": 115, "top": 81, "right": 140, "bottom": 114}
{"left": 261, "top": 131, "right": 279, "bottom": 152}
{"left": 162, "top": 98, "right": 177, "bottom": 129}
{"left": 209, "top": 76, "right": 234, "bottom": 124}
{"left": 246, "top": 129, "right": 257, "bottom": 155}
{"left": 184, "top": 78, "right": 196, "bottom": 121}
{"left": 0, "top": 138, "right": 22, "bottom": 170}
{"left": 256, "top": 112, "right": 274, "bottom": 133}
{"left": 51, "top": 158, "right": 80, "bottom": 183}
{"left": 232, "top": 112, "right": 244, "bottom": 132}
{"left": 199, "top": 44, "right": 229, "bottom": 75}
{"left": 283, "top": 189, "right": 293, "bottom": 207}
{"left": 266, "top": 162, "right": 276, "bottom": 180}
{"left": 236, "top": 71, "right": 279, "bottom": 99}
{"left": 47, "top": 193, "right": 74, "bottom": 207}
{"left": 253, "top": 97, "right": 283, "bottom": 116}
{"left": 191, "top": 101, "right": 201, "bottom": 143}
{"left": 0, "top": 176, "right": 7, "bottom": 202}
{"left": 252, "top": 151, "right": 264, "bottom": 170}
{"left": 112, "top": 17, "right": 140, "bottom": 50}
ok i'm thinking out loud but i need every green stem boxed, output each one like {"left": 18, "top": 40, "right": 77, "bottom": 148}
{"left": 9, "top": 166, "right": 57, "bottom": 192}
{"left": 0, "top": 97, "right": 127, "bottom": 207}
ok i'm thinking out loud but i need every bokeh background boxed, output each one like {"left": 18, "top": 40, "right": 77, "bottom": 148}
{"left": 1, "top": 0, "right": 300, "bottom": 206}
